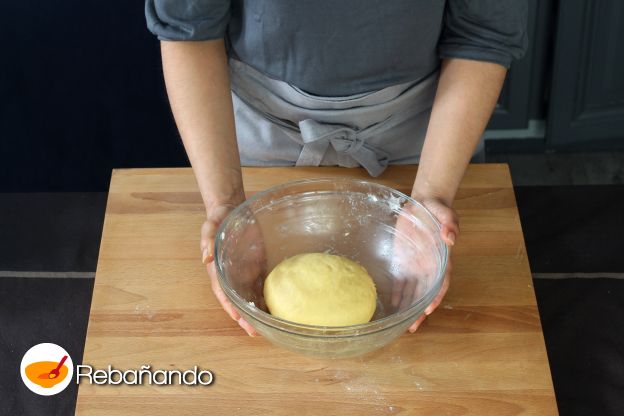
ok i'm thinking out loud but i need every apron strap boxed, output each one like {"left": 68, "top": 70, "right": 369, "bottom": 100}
{"left": 297, "top": 119, "right": 389, "bottom": 177}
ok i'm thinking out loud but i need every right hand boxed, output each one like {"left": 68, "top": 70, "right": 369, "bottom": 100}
{"left": 390, "top": 197, "right": 458, "bottom": 333}
{"left": 201, "top": 202, "right": 258, "bottom": 337}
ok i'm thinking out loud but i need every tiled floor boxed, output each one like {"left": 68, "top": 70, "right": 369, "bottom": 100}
{"left": 0, "top": 193, "right": 105, "bottom": 415}
{"left": 0, "top": 193, "right": 107, "bottom": 273}
{"left": 494, "top": 146, "right": 624, "bottom": 414}
{"left": 516, "top": 186, "right": 624, "bottom": 416}
{"left": 1, "top": 175, "right": 623, "bottom": 415}
{"left": 534, "top": 278, "right": 624, "bottom": 416}
{"left": 0, "top": 277, "right": 93, "bottom": 415}
{"left": 514, "top": 186, "right": 624, "bottom": 273}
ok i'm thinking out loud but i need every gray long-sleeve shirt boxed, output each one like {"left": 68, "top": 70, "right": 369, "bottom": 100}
{"left": 146, "top": 0, "right": 528, "bottom": 96}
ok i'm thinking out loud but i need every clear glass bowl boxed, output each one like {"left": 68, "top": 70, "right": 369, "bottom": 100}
{"left": 214, "top": 178, "right": 448, "bottom": 358}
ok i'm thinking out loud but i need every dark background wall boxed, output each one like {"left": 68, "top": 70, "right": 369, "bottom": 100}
{"left": 1, "top": 0, "right": 624, "bottom": 191}
{"left": 0, "top": 0, "right": 186, "bottom": 192}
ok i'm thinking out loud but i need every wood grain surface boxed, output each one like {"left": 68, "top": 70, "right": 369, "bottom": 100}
{"left": 75, "top": 165, "right": 558, "bottom": 415}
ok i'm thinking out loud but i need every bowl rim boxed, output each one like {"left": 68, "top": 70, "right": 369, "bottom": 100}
{"left": 214, "top": 177, "right": 449, "bottom": 337}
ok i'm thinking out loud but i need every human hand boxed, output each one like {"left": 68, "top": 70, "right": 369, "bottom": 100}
{"left": 201, "top": 201, "right": 261, "bottom": 337}
{"left": 390, "top": 197, "right": 458, "bottom": 333}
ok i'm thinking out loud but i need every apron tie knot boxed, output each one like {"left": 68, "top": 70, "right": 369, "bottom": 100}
{"left": 297, "top": 119, "right": 389, "bottom": 177}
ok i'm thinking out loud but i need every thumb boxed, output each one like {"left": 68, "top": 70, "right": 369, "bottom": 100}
{"left": 421, "top": 198, "right": 459, "bottom": 247}
{"left": 200, "top": 220, "right": 217, "bottom": 264}
{"left": 201, "top": 204, "right": 238, "bottom": 264}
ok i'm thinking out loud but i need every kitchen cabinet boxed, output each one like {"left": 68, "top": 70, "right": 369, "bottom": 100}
{"left": 488, "top": 0, "right": 551, "bottom": 130}
{"left": 488, "top": 0, "right": 624, "bottom": 146}
{"left": 547, "top": 0, "right": 624, "bottom": 145}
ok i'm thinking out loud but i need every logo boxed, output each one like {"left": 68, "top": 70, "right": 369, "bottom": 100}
{"left": 20, "top": 343, "right": 74, "bottom": 396}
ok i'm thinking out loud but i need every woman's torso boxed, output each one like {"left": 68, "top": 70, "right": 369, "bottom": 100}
{"left": 226, "top": 0, "right": 446, "bottom": 96}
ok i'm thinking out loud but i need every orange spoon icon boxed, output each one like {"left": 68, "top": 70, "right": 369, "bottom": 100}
{"left": 38, "top": 355, "right": 68, "bottom": 379}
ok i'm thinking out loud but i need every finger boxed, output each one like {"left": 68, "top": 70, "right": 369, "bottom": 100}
{"left": 391, "top": 278, "right": 406, "bottom": 308}
{"left": 238, "top": 318, "right": 257, "bottom": 337}
{"left": 438, "top": 212, "right": 459, "bottom": 247}
{"left": 408, "top": 314, "right": 426, "bottom": 333}
{"left": 425, "top": 269, "right": 451, "bottom": 315}
{"left": 202, "top": 242, "right": 214, "bottom": 265}
{"left": 208, "top": 263, "right": 241, "bottom": 321}
{"left": 398, "top": 277, "right": 418, "bottom": 311}
{"left": 200, "top": 220, "right": 216, "bottom": 250}
{"left": 423, "top": 201, "right": 460, "bottom": 246}
{"left": 200, "top": 220, "right": 219, "bottom": 264}
{"left": 441, "top": 225, "right": 459, "bottom": 247}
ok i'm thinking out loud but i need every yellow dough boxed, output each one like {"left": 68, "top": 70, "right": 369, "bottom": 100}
{"left": 263, "top": 253, "right": 377, "bottom": 326}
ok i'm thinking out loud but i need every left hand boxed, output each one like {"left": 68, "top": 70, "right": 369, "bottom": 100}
{"left": 391, "top": 197, "right": 458, "bottom": 333}
{"left": 202, "top": 202, "right": 267, "bottom": 337}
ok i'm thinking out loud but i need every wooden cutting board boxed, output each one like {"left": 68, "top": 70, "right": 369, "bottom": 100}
{"left": 75, "top": 165, "right": 558, "bottom": 415}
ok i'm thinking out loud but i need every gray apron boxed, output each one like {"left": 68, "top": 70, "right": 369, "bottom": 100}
{"left": 229, "top": 58, "right": 440, "bottom": 177}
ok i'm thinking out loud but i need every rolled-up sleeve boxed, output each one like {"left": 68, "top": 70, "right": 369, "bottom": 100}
{"left": 145, "top": 0, "right": 231, "bottom": 41}
{"left": 438, "top": 0, "right": 528, "bottom": 68}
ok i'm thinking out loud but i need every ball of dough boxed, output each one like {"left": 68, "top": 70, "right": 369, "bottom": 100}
{"left": 263, "top": 253, "right": 377, "bottom": 326}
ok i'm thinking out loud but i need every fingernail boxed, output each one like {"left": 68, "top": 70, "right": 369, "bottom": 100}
{"left": 409, "top": 326, "right": 417, "bottom": 333}
{"left": 230, "top": 309, "right": 240, "bottom": 321}
{"left": 238, "top": 318, "right": 256, "bottom": 337}
{"left": 201, "top": 248, "right": 209, "bottom": 264}
{"left": 447, "top": 232, "right": 456, "bottom": 246}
